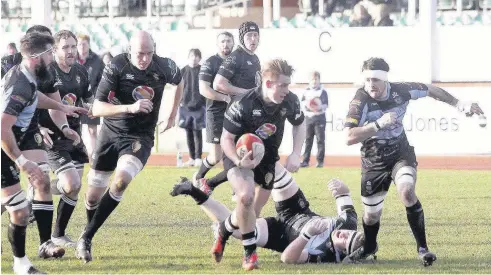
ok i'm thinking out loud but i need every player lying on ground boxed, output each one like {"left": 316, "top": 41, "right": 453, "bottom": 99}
{"left": 343, "top": 57, "right": 485, "bottom": 266}
{"left": 171, "top": 172, "right": 364, "bottom": 264}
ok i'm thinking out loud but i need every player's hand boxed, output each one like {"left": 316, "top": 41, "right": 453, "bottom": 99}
{"left": 327, "top": 178, "right": 350, "bottom": 197}
{"left": 83, "top": 103, "right": 95, "bottom": 119}
{"left": 129, "top": 99, "right": 153, "bottom": 114}
{"left": 224, "top": 95, "right": 232, "bottom": 104}
{"left": 376, "top": 112, "right": 398, "bottom": 129}
{"left": 301, "top": 217, "right": 330, "bottom": 238}
{"left": 20, "top": 161, "right": 44, "bottom": 184}
{"left": 237, "top": 151, "right": 259, "bottom": 169}
{"left": 62, "top": 127, "right": 81, "bottom": 146}
{"left": 39, "top": 127, "right": 54, "bottom": 148}
{"left": 456, "top": 101, "right": 484, "bottom": 117}
{"left": 158, "top": 117, "right": 176, "bottom": 133}
{"left": 62, "top": 105, "right": 88, "bottom": 118}
{"left": 285, "top": 152, "right": 301, "bottom": 173}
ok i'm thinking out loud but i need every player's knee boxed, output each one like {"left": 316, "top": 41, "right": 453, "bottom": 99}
{"left": 237, "top": 192, "right": 255, "bottom": 207}
{"left": 88, "top": 169, "right": 111, "bottom": 188}
{"left": 112, "top": 173, "right": 131, "bottom": 194}
{"left": 395, "top": 166, "right": 417, "bottom": 205}
{"left": 364, "top": 211, "right": 382, "bottom": 225}
{"left": 32, "top": 163, "right": 51, "bottom": 193}
{"left": 64, "top": 175, "right": 82, "bottom": 195}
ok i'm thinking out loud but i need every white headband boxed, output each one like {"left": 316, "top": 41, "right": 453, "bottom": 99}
{"left": 362, "top": 70, "right": 388, "bottom": 81}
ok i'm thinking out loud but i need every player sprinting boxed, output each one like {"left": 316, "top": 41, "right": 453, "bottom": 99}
{"left": 210, "top": 59, "right": 306, "bottom": 270}
{"left": 75, "top": 31, "right": 183, "bottom": 263}
{"left": 194, "top": 21, "right": 262, "bottom": 196}
{"left": 193, "top": 31, "right": 235, "bottom": 189}
{"left": 171, "top": 175, "right": 363, "bottom": 264}
{"left": 342, "top": 57, "right": 485, "bottom": 266}
{"left": 1, "top": 32, "right": 85, "bottom": 275}
{"left": 38, "top": 30, "right": 93, "bottom": 247}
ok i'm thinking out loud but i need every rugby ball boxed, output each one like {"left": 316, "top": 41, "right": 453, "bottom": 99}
{"left": 236, "top": 133, "right": 265, "bottom": 162}
{"left": 308, "top": 97, "right": 322, "bottom": 112}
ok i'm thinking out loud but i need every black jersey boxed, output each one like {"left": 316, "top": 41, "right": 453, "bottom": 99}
{"left": 180, "top": 65, "right": 204, "bottom": 111}
{"left": 38, "top": 62, "right": 91, "bottom": 138}
{"left": 217, "top": 46, "right": 261, "bottom": 91}
{"left": 344, "top": 82, "right": 428, "bottom": 169}
{"left": 95, "top": 53, "right": 182, "bottom": 137}
{"left": 223, "top": 88, "right": 304, "bottom": 164}
{"left": 1, "top": 64, "right": 39, "bottom": 140}
{"left": 78, "top": 50, "right": 104, "bottom": 97}
{"left": 199, "top": 54, "right": 227, "bottom": 113}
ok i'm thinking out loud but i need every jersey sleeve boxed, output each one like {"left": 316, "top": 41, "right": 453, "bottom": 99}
{"left": 199, "top": 57, "right": 217, "bottom": 83}
{"left": 164, "top": 59, "right": 182, "bottom": 86}
{"left": 3, "top": 84, "right": 34, "bottom": 117}
{"left": 223, "top": 98, "right": 247, "bottom": 136}
{"left": 217, "top": 53, "right": 238, "bottom": 81}
{"left": 95, "top": 61, "right": 120, "bottom": 102}
{"left": 344, "top": 90, "right": 368, "bottom": 128}
{"left": 320, "top": 89, "right": 328, "bottom": 108}
{"left": 403, "top": 82, "right": 429, "bottom": 100}
{"left": 287, "top": 92, "right": 305, "bottom": 126}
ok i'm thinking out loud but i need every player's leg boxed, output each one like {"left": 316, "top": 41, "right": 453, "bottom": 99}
{"left": 2, "top": 152, "right": 44, "bottom": 274}
{"left": 314, "top": 122, "right": 326, "bottom": 167}
{"left": 301, "top": 121, "right": 315, "bottom": 167}
{"left": 357, "top": 170, "right": 392, "bottom": 261}
{"left": 193, "top": 143, "right": 222, "bottom": 195}
{"left": 253, "top": 186, "right": 271, "bottom": 217}
{"left": 193, "top": 129, "right": 203, "bottom": 167}
{"left": 392, "top": 153, "right": 436, "bottom": 266}
{"left": 184, "top": 128, "right": 196, "bottom": 166}
{"left": 194, "top": 111, "right": 224, "bottom": 182}
{"left": 85, "top": 124, "right": 98, "bottom": 164}
{"left": 271, "top": 162, "right": 300, "bottom": 203}
{"left": 23, "top": 149, "right": 65, "bottom": 259}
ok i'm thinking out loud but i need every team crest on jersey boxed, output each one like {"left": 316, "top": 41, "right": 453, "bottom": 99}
{"left": 108, "top": 91, "right": 121, "bottom": 105}
{"left": 255, "top": 123, "right": 277, "bottom": 140}
{"left": 34, "top": 133, "right": 42, "bottom": 145}
{"left": 132, "top": 86, "right": 155, "bottom": 100}
{"left": 153, "top": 73, "right": 159, "bottom": 81}
{"left": 62, "top": 93, "right": 77, "bottom": 106}
{"left": 76, "top": 75, "right": 81, "bottom": 84}
{"left": 265, "top": 172, "right": 273, "bottom": 185}
{"left": 132, "top": 141, "right": 141, "bottom": 153}
{"left": 392, "top": 92, "right": 402, "bottom": 104}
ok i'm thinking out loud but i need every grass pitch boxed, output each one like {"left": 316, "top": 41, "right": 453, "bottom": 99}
{"left": 2, "top": 166, "right": 491, "bottom": 274}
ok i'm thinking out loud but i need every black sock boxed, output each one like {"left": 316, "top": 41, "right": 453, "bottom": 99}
{"left": 242, "top": 231, "right": 257, "bottom": 256}
{"left": 8, "top": 223, "right": 26, "bottom": 258}
{"left": 196, "top": 157, "right": 215, "bottom": 179}
{"left": 363, "top": 220, "right": 380, "bottom": 253}
{"left": 82, "top": 191, "right": 120, "bottom": 240}
{"left": 219, "top": 215, "right": 238, "bottom": 241}
{"left": 207, "top": 170, "right": 228, "bottom": 189}
{"left": 85, "top": 199, "right": 99, "bottom": 228}
{"left": 52, "top": 195, "right": 77, "bottom": 238}
{"left": 32, "top": 200, "right": 54, "bottom": 244}
{"left": 190, "top": 186, "right": 209, "bottom": 205}
{"left": 406, "top": 200, "right": 427, "bottom": 251}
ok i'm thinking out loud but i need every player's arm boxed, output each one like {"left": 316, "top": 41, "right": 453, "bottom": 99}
{"left": 221, "top": 100, "right": 253, "bottom": 167}
{"left": 344, "top": 93, "right": 379, "bottom": 145}
{"left": 213, "top": 55, "right": 248, "bottom": 95}
{"left": 44, "top": 91, "right": 70, "bottom": 130}
{"left": 288, "top": 94, "right": 306, "bottom": 157}
{"left": 37, "top": 91, "right": 87, "bottom": 117}
{"left": 1, "top": 88, "right": 27, "bottom": 160}
{"left": 320, "top": 89, "right": 328, "bottom": 111}
{"left": 425, "top": 84, "right": 484, "bottom": 115}
{"left": 162, "top": 79, "right": 184, "bottom": 122}
{"left": 281, "top": 238, "right": 309, "bottom": 264}
{"left": 199, "top": 80, "right": 230, "bottom": 102}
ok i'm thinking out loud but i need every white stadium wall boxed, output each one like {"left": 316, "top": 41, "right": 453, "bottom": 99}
{"left": 157, "top": 86, "right": 491, "bottom": 156}
{"left": 155, "top": 26, "right": 491, "bottom": 83}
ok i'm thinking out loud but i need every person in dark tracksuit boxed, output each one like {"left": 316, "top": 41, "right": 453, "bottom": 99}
{"left": 300, "top": 71, "right": 328, "bottom": 168}
{"left": 178, "top": 48, "right": 206, "bottom": 167}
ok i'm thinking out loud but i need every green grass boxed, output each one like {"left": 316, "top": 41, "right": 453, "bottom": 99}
{"left": 2, "top": 167, "right": 491, "bottom": 274}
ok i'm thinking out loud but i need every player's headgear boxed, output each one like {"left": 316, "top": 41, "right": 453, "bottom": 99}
{"left": 345, "top": 231, "right": 365, "bottom": 255}
{"left": 362, "top": 57, "right": 389, "bottom": 81}
{"left": 239, "top": 21, "right": 259, "bottom": 47}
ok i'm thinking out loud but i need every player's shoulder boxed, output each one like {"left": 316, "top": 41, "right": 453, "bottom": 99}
{"left": 353, "top": 87, "right": 371, "bottom": 102}
{"left": 390, "top": 81, "right": 427, "bottom": 92}
{"left": 73, "top": 62, "right": 89, "bottom": 75}
{"left": 2, "top": 53, "right": 21, "bottom": 64}
{"left": 111, "top": 53, "right": 130, "bottom": 69}
{"left": 207, "top": 54, "right": 222, "bottom": 63}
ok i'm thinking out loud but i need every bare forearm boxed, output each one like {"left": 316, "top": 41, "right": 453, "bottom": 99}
{"left": 166, "top": 82, "right": 183, "bottom": 119}
{"left": 36, "top": 91, "right": 64, "bottom": 111}
{"left": 345, "top": 123, "right": 378, "bottom": 145}
{"left": 214, "top": 79, "right": 247, "bottom": 96}
{"left": 427, "top": 84, "right": 459, "bottom": 106}
{"left": 281, "top": 237, "right": 307, "bottom": 264}
{"left": 1, "top": 130, "right": 22, "bottom": 160}
{"left": 48, "top": 109, "right": 68, "bottom": 129}
{"left": 292, "top": 122, "right": 306, "bottom": 156}
{"left": 200, "top": 82, "right": 229, "bottom": 102}
{"left": 92, "top": 100, "right": 130, "bottom": 117}
{"left": 221, "top": 135, "right": 240, "bottom": 165}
